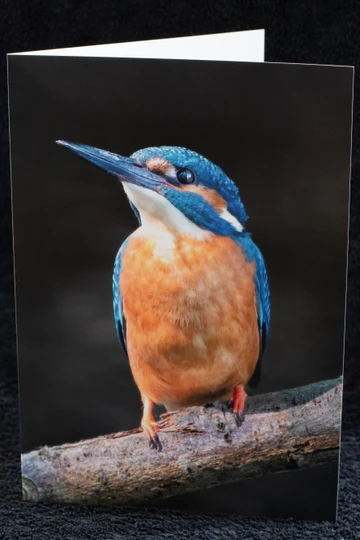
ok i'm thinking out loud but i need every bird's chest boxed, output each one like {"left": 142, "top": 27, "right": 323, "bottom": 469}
{"left": 121, "top": 230, "right": 254, "bottom": 333}
{"left": 120, "top": 230, "right": 258, "bottom": 405}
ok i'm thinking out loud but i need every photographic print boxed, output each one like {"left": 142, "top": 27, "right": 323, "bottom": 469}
{"left": 8, "top": 54, "right": 353, "bottom": 520}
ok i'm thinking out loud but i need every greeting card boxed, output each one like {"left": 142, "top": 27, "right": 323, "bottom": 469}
{"left": 7, "top": 30, "right": 353, "bottom": 520}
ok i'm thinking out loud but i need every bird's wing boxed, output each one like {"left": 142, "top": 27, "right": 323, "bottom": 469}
{"left": 112, "top": 237, "right": 130, "bottom": 357}
{"left": 253, "top": 244, "right": 270, "bottom": 357}
{"left": 234, "top": 236, "right": 270, "bottom": 387}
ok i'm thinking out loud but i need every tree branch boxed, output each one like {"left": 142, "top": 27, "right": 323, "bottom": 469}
{"left": 21, "top": 377, "right": 342, "bottom": 505}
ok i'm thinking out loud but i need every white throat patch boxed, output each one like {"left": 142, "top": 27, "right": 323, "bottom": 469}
{"left": 122, "top": 183, "right": 211, "bottom": 240}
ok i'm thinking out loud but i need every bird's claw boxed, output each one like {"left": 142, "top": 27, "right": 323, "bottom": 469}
{"left": 233, "top": 410, "right": 245, "bottom": 427}
{"left": 227, "top": 399, "right": 245, "bottom": 427}
{"left": 148, "top": 432, "right": 162, "bottom": 451}
{"left": 141, "top": 420, "right": 162, "bottom": 452}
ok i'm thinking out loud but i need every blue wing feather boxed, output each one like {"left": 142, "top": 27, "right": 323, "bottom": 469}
{"left": 233, "top": 234, "right": 270, "bottom": 386}
{"left": 253, "top": 245, "right": 270, "bottom": 356}
{"left": 112, "top": 237, "right": 131, "bottom": 357}
{"left": 112, "top": 197, "right": 140, "bottom": 354}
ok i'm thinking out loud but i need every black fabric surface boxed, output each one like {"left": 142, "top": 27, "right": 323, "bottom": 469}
{"left": 1, "top": 1, "right": 359, "bottom": 538}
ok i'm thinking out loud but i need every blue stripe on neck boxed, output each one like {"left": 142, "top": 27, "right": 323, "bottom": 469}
{"left": 160, "top": 187, "right": 256, "bottom": 262}
{"left": 161, "top": 187, "right": 236, "bottom": 236}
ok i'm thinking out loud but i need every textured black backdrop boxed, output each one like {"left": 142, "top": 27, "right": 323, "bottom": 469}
{"left": 1, "top": 1, "right": 360, "bottom": 539}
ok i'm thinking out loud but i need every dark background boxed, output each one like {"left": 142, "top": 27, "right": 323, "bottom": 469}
{"left": 1, "top": 1, "right": 360, "bottom": 539}
{"left": 8, "top": 55, "right": 352, "bottom": 519}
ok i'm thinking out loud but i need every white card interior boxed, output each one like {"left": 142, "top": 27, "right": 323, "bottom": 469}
{"left": 10, "top": 29, "right": 264, "bottom": 62}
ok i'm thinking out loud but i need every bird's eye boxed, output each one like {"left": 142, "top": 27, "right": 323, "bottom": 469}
{"left": 177, "top": 168, "right": 195, "bottom": 184}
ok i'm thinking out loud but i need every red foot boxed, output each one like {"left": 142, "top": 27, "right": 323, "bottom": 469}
{"left": 141, "top": 395, "right": 162, "bottom": 451}
{"left": 228, "top": 385, "right": 247, "bottom": 427}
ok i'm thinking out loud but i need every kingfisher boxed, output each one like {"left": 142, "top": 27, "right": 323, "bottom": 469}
{"left": 57, "top": 141, "right": 270, "bottom": 451}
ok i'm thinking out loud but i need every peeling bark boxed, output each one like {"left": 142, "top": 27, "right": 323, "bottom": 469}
{"left": 21, "top": 377, "right": 342, "bottom": 505}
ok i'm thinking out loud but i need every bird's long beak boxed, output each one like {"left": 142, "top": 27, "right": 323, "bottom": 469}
{"left": 56, "top": 140, "right": 167, "bottom": 192}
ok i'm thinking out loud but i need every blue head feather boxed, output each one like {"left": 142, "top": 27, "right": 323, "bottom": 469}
{"left": 131, "top": 146, "right": 249, "bottom": 227}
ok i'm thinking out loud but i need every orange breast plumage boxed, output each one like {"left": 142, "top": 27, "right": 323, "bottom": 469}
{"left": 120, "top": 230, "right": 260, "bottom": 411}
